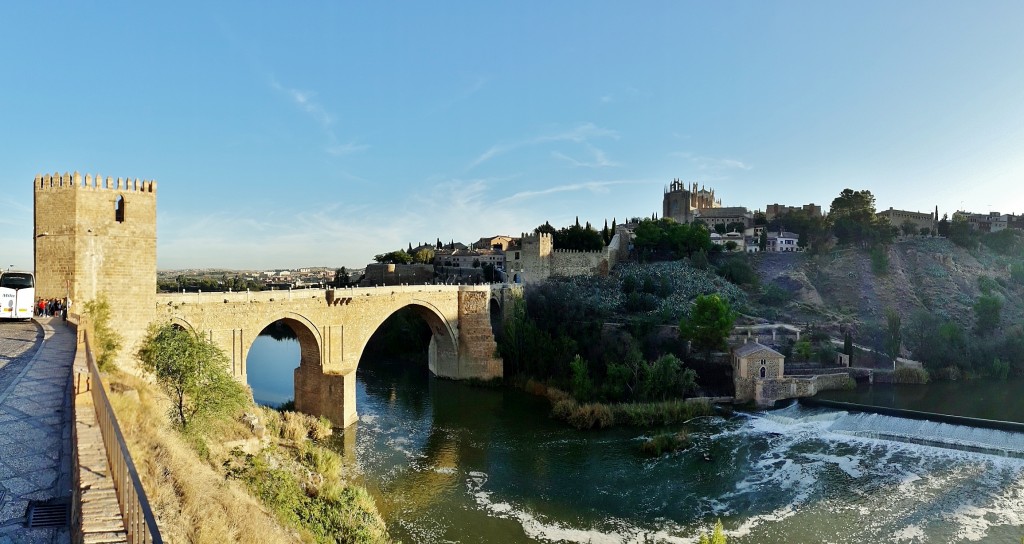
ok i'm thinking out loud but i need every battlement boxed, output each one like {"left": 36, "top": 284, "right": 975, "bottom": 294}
{"left": 35, "top": 171, "right": 157, "bottom": 193}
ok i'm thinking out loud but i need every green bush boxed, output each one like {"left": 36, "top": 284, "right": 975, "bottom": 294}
{"left": 716, "top": 256, "right": 758, "bottom": 287}
{"left": 226, "top": 449, "right": 389, "bottom": 543}
{"left": 893, "top": 367, "right": 930, "bottom": 384}
{"left": 978, "top": 276, "right": 999, "bottom": 295}
{"left": 758, "top": 284, "right": 792, "bottom": 306}
{"left": 639, "top": 431, "right": 689, "bottom": 456}
{"left": 991, "top": 357, "right": 1010, "bottom": 380}
{"left": 83, "top": 296, "right": 123, "bottom": 371}
{"left": 933, "top": 366, "right": 962, "bottom": 381}
{"left": 870, "top": 247, "right": 889, "bottom": 276}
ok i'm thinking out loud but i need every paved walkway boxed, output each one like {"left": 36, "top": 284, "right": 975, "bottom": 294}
{"left": 0, "top": 318, "right": 74, "bottom": 544}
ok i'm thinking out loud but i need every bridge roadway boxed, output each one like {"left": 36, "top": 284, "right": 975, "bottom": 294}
{"left": 0, "top": 318, "right": 74, "bottom": 544}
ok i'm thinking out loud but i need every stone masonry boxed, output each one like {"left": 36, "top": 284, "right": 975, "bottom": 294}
{"left": 154, "top": 285, "right": 502, "bottom": 427}
{"left": 34, "top": 172, "right": 157, "bottom": 371}
{"left": 33, "top": 173, "right": 505, "bottom": 429}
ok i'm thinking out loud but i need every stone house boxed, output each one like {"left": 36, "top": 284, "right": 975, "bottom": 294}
{"left": 733, "top": 341, "right": 786, "bottom": 406}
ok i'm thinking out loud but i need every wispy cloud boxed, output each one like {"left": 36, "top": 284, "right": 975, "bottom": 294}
{"left": 270, "top": 78, "right": 369, "bottom": 158}
{"left": 497, "top": 179, "right": 648, "bottom": 205}
{"left": 551, "top": 145, "right": 621, "bottom": 168}
{"left": 467, "top": 122, "right": 619, "bottom": 170}
{"left": 671, "top": 152, "right": 752, "bottom": 171}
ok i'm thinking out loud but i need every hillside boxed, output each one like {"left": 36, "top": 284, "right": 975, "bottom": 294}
{"left": 751, "top": 237, "right": 1024, "bottom": 346}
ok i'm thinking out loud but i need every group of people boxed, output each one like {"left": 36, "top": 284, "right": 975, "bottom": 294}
{"left": 37, "top": 297, "right": 70, "bottom": 320}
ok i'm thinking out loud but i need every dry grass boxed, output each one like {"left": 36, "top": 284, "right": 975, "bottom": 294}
{"left": 106, "top": 372, "right": 299, "bottom": 543}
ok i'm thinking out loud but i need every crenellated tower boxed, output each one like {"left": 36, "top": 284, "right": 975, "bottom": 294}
{"left": 34, "top": 171, "right": 157, "bottom": 362}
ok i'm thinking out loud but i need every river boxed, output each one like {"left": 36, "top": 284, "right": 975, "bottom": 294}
{"left": 247, "top": 335, "right": 1024, "bottom": 543}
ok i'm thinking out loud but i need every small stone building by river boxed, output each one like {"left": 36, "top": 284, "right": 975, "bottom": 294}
{"left": 732, "top": 340, "right": 852, "bottom": 407}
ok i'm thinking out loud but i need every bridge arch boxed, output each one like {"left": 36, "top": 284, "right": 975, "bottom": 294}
{"left": 247, "top": 312, "right": 323, "bottom": 372}
{"left": 356, "top": 300, "right": 458, "bottom": 377}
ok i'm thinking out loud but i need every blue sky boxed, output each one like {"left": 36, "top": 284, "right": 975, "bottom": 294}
{"left": 3, "top": 2, "right": 1023, "bottom": 270}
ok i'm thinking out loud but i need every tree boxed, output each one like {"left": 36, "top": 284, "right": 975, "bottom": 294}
{"left": 137, "top": 324, "right": 249, "bottom": 430}
{"left": 680, "top": 294, "right": 737, "bottom": 362}
{"left": 794, "top": 339, "right": 813, "bottom": 362}
{"left": 413, "top": 248, "right": 435, "bottom": 264}
{"left": 974, "top": 294, "right": 1002, "bottom": 335}
{"left": 884, "top": 308, "right": 902, "bottom": 365}
{"left": 900, "top": 220, "right": 917, "bottom": 237}
{"left": 714, "top": 223, "right": 727, "bottom": 235}
{"left": 949, "top": 215, "right": 976, "bottom": 249}
{"left": 333, "top": 267, "right": 350, "bottom": 287}
{"left": 844, "top": 331, "right": 854, "bottom": 364}
{"left": 937, "top": 214, "right": 950, "bottom": 237}
{"left": 827, "top": 189, "right": 892, "bottom": 246}
{"left": 374, "top": 249, "right": 413, "bottom": 264}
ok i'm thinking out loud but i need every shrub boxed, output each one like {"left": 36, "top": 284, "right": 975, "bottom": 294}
{"left": 893, "top": 367, "right": 930, "bottom": 384}
{"left": 566, "top": 403, "right": 614, "bottom": 430}
{"left": 698, "top": 519, "right": 728, "bottom": 544}
{"left": 933, "top": 366, "right": 962, "bottom": 381}
{"left": 716, "top": 256, "right": 758, "bottom": 287}
{"left": 991, "top": 357, "right": 1010, "bottom": 380}
{"left": 817, "top": 343, "right": 838, "bottom": 366}
{"left": 870, "top": 247, "right": 889, "bottom": 276}
{"left": 978, "top": 276, "right": 999, "bottom": 295}
{"left": 569, "top": 355, "right": 594, "bottom": 401}
{"left": 639, "top": 431, "right": 689, "bottom": 456}
{"left": 83, "top": 296, "right": 123, "bottom": 371}
{"left": 758, "top": 284, "right": 792, "bottom": 307}
{"left": 280, "top": 411, "right": 309, "bottom": 442}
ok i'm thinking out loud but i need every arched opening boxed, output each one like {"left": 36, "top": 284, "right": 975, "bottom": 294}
{"left": 357, "top": 306, "right": 444, "bottom": 417}
{"left": 489, "top": 297, "right": 502, "bottom": 337}
{"left": 246, "top": 318, "right": 321, "bottom": 408}
{"left": 759, "top": 366, "right": 767, "bottom": 379}
{"left": 114, "top": 195, "right": 125, "bottom": 223}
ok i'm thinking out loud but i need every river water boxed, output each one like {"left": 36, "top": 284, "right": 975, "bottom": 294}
{"left": 247, "top": 336, "right": 1024, "bottom": 543}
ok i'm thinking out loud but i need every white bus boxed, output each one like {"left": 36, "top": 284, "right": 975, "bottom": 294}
{"left": 0, "top": 271, "right": 35, "bottom": 320}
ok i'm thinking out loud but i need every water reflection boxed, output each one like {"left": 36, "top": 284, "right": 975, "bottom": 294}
{"left": 246, "top": 334, "right": 299, "bottom": 407}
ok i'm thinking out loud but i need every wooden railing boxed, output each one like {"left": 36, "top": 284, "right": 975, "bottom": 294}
{"left": 79, "top": 326, "right": 163, "bottom": 543}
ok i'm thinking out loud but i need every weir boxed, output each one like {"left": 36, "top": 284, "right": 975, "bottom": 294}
{"left": 782, "top": 399, "right": 1024, "bottom": 458}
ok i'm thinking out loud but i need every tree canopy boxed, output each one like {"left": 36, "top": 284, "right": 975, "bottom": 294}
{"left": 137, "top": 323, "right": 248, "bottom": 430}
{"left": 535, "top": 220, "right": 605, "bottom": 251}
{"left": 632, "top": 218, "right": 712, "bottom": 261}
{"left": 680, "top": 294, "right": 737, "bottom": 360}
{"left": 827, "top": 189, "right": 895, "bottom": 246}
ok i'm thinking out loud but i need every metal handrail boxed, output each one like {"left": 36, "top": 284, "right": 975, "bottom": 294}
{"left": 81, "top": 328, "right": 163, "bottom": 543}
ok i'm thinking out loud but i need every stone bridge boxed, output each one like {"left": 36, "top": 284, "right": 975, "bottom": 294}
{"left": 155, "top": 284, "right": 508, "bottom": 427}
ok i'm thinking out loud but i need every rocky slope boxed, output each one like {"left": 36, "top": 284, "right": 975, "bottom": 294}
{"left": 751, "top": 237, "right": 1023, "bottom": 342}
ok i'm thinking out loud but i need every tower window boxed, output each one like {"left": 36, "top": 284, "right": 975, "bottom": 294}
{"left": 115, "top": 195, "right": 125, "bottom": 223}
{"left": 760, "top": 366, "right": 767, "bottom": 379}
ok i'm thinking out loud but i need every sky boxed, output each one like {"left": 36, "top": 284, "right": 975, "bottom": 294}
{"left": 3, "top": 2, "right": 1024, "bottom": 271}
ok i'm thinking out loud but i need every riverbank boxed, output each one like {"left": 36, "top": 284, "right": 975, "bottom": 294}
{"left": 105, "top": 370, "right": 391, "bottom": 543}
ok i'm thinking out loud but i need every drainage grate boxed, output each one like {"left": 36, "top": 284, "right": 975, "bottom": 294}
{"left": 25, "top": 499, "right": 69, "bottom": 528}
